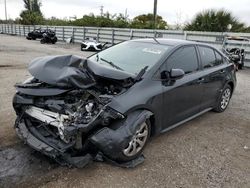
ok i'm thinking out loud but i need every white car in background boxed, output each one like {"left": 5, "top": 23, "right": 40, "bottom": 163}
{"left": 81, "top": 37, "right": 110, "bottom": 51}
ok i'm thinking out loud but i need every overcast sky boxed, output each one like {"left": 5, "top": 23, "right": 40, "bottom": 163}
{"left": 1, "top": 0, "right": 250, "bottom": 25}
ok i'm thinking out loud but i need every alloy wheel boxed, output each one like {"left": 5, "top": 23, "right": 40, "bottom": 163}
{"left": 123, "top": 122, "right": 149, "bottom": 157}
{"left": 221, "top": 88, "right": 231, "bottom": 110}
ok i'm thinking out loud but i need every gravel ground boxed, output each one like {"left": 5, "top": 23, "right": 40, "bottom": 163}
{"left": 0, "top": 34, "right": 249, "bottom": 188}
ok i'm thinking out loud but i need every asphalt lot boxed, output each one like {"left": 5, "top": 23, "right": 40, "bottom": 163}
{"left": 0, "top": 34, "right": 249, "bottom": 188}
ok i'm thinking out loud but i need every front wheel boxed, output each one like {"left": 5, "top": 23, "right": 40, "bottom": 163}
{"left": 117, "top": 121, "right": 151, "bottom": 162}
{"left": 213, "top": 85, "right": 232, "bottom": 112}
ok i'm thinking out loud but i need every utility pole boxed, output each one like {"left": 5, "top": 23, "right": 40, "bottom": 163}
{"left": 125, "top": 8, "right": 128, "bottom": 21}
{"left": 100, "top": 5, "right": 104, "bottom": 17}
{"left": 4, "top": 0, "right": 7, "bottom": 21}
{"left": 153, "top": 0, "right": 157, "bottom": 29}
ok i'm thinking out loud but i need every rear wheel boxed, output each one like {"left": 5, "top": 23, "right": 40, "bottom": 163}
{"left": 40, "top": 39, "right": 45, "bottom": 44}
{"left": 238, "top": 63, "right": 244, "bottom": 70}
{"left": 53, "top": 37, "right": 57, "bottom": 44}
{"left": 213, "top": 85, "right": 232, "bottom": 112}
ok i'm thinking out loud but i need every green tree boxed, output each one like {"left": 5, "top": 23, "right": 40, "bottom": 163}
{"left": 20, "top": 0, "right": 44, "bottom": 25}
{"left": 72, "top": 12, "right": 116, "bottom": 27}
{"left": 23, "top": 0, "right": 42, "bottom": 13}
{"left": 131, "top": 13, "right": 167, "bottom": 29}
{"left": 184, "top": 9, "right": 245, "bottom": 32}
{"left": 113, "top": 13, "right": 129, "bottom": 28}
{"left": 45, "top": 17, "right": 70, "bottom": 26}
{"left": 20, "top": 10, "right": 44, "bottom": 25}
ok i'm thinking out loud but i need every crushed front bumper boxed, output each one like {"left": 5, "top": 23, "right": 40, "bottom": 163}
{"left": 14, "top": 97, "right": 150, "bottom": 168}
{"left": 15, "top": 119, "right": 93, "bottom": 168}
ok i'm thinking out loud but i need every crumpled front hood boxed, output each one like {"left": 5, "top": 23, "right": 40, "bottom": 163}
{"left": 28, "top": 55, "right": 134, "bottom": 88}
{"left": 29, "top": 55, "right": 95, "bottom": 88}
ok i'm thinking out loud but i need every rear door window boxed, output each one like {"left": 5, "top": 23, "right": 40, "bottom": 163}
{"left": 214, "top": 50, "right": 224, "bottom": 65}
{"left": 198, "top": 46, "right": 219, "bottom": 69}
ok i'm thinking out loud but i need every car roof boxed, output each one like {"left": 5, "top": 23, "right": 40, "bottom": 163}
{"left": 225, "top": 36, "right": 250, "bottom": 41}
{"left": 131, "top": 38, "right": 203, "bottom": 47}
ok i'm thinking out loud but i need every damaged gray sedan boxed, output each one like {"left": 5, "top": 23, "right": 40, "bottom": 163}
{"left": 13, "top": 39, "right": 236, "bottom": 168}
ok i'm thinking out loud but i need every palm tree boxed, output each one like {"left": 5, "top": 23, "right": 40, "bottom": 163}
{"left": 20, "top": 0, "right": 43, "bottom": 25}
{"left": 185, "top": 9, "right": 245, "bottom": 32}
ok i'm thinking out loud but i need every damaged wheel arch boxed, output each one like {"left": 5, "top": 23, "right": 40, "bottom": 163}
{"left": 89, "top": 110, "right": 153, "bottom": 162}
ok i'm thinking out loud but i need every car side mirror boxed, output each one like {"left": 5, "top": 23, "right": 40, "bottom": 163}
{"left": 170, "top": 69, "right": 185, "bottom": 80}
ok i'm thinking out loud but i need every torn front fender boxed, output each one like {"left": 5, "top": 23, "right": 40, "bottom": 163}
{"left": 89, "top": 110, "right": 152, "bottom": 160}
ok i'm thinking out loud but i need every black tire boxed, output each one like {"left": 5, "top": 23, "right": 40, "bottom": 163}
{"left": 40, "top": 39, "right": 45, "bottom": 44}
{"left": 115, "top": 120, "right": 151, "bottom": 162}
{"left": 54, "top": 37, "right": 58, "bottom": 43}
{"left": 238, "top": 63, "right": 244, "bottom": 70}
{"left": 213, "top": 85, "right": 232, "bottom": 113}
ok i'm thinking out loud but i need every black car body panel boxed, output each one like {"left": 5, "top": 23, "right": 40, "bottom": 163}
{"left": 13, "top": 39, "right": 236, "bottom": 168}
{"left": 28, "top": 55, "right": 135, "bottom": 89}
{"left": 28, "top": 55, "right": 96, "bottom": 89}
{"left": 15, "top": 87, "right": 70, "bottom": 96}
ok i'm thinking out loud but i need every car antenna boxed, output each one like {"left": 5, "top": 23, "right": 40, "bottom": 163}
{"left": 153, "top": 37, "right": 160, "bottom": 44}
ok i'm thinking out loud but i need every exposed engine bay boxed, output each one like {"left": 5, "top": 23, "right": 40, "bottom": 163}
{"left": 14, "top": 76, "right": 125, "bottom": 147}
{"left": 23, "top": 86, "right": 122, "bottom": 144}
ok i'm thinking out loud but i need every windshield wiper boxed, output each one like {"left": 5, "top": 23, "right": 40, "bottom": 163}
{"left": 100, "top": 57, "right": 124, "bottom": 71}
{"left": 153, "top": 37, "right": 160, "bottom": 44}
{"left": 134, "top": 66, "right": 149, "bottom": 82}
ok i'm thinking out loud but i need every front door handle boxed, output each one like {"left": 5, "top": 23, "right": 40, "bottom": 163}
{"left": 220, "top": 69, "right": 225, "bottom": 73}
{"left": 197, "top": 77, "right": 205, "bottom": 83}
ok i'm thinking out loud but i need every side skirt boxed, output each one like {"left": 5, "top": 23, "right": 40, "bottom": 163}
{"left": 161, "top": 108, "right": 213, "bottom": 133}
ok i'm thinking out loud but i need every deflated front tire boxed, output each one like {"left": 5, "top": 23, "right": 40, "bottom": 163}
{"left": 90, "top": 110, "right": 152, "bottom": 162}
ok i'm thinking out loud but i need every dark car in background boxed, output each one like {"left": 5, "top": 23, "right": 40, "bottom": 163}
{"left": 13, "top": 39, "right": 236, "bottom": 167}
{"left": 40, "top": 29, "right": 57, "bottom": 44}
{"left": 26, "top": 28, "right": 45, "bottom": 40}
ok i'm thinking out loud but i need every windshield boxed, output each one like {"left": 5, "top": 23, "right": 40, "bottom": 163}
{"left": 88, "top": 41, "right": 172, "bottom": 75}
